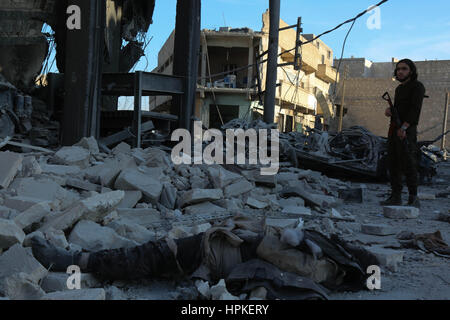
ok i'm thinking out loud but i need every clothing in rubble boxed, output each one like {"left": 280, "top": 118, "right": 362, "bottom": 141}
{"left": 31, "top": 216, "right": 379, "bottom": 298}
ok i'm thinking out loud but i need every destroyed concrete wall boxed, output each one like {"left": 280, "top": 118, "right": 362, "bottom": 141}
{"left": 0, "top": 0, "right": 55, "bottom": 91}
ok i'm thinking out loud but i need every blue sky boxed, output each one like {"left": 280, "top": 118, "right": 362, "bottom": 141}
{"left": 136, "top": 0, "right": 450, "bottom": 72}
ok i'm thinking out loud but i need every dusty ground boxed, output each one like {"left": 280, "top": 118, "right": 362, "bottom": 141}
{"left": 329, "top": 161, "right": 450, "bottom": 300}
{"left": 100, "top": 161, "right": 449, "bottom": 301}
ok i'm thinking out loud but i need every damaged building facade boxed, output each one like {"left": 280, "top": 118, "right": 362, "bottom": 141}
{"left": 150, "top": 11, "right": 338, "bottom": 132}
{"left": 333, "top": 57, "right": 450, "bottom": 149}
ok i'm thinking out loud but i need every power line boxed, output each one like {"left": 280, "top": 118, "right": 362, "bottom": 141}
{"left": 278, "top": 0, "right": 389, "bottom": 57}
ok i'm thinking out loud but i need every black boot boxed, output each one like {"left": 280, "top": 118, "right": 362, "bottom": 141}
{"left": 407, "top": 195, "right": 420, "bottom": 208}
{"left": 30, "top": 235, "right": 85, "bottom": 272}
{"left": 380, "top": 193, "right": 402, "bottom": 206}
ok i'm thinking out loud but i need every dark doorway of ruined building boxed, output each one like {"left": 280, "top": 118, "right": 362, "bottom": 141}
{"left": 210, "top": 105, "right": 239, "bottom": 129}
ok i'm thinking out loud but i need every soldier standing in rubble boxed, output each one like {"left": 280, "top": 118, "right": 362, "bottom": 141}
{"left": 380, "top": 59, "right": 426, "bottom": 208}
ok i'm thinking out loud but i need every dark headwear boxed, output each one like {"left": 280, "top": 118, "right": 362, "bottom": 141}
{"left": 394, "top": 58, "right": 418, "bottom": 82}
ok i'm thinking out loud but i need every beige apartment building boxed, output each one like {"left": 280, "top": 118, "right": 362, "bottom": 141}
{"left": 150, "top": 10, "right": 338, "bottom": 132}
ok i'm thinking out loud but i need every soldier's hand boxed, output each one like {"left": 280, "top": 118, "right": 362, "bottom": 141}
{"left": 385, "top": 107, "right": 392, "bottom": 117}
{"left": 397, "top": 128, "right": 406, "bottom": 140}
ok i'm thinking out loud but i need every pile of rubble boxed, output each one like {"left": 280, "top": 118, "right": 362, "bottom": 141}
{"left": 0, "top": 134, "right": 372, "bottom": 300}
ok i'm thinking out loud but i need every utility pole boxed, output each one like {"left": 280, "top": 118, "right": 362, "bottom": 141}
{"left": 263, "top": 0, "right": 280, "bottom": 125}
{"left": 338, "top": 66, "right": 349, "bottom": 133}
{"left": 442, "top": 90, "right": 449, "bottom": 160}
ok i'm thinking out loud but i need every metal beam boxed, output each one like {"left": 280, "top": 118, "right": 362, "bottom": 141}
{"left": 263, "top": 0, "right": 281, "bottom": 124}
{"left": 62, "top": 0, "right": 105, "bottom": 145}
{"left": 172, "top": 0, "right": 201, "bottom": 132}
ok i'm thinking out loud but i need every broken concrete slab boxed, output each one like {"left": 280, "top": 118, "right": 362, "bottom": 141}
{"left": 418, "top": 193, "right": 436, "bottom": 200}
{"left": 13, "top": 201, "right": 51, "bottom": 230}
{"left": 207, "top": 166, "right": 243, "bottom": 189}
{"left": 180, "top": 188, "right": 223, "bottom": 208}
{"left": 10, "top": 177, "right": 78, "bottom": 211}
{"left": 224, "top": 179, "right": 253, "bottom": 198}
{"left": 117, "top": 191, "right": 142, "bottom": 209}
{"left": 112, "top": 142, "right": 131, "bottom": 155}
{"left": 74, "top": 136, "right": 99, "bottom": 155}
{"left": 114, "top": 168, "right": 163, "bottom": 204}
{"left": 246, "top": 197, "right": 268, "bottom": 209}
{"left": 3, "top": 196, "right": 47, "bottom": 213}
{"left": 278, "top": 197, "right": 305, "bottom": 208}
{"left": 0, "top": 244, "right": 47, "bottom": 287}
{"left": 265, "top": 218, "right": 299, "bottom": 230}
{"left": 383, "top": 206, "right": 420, "bottom": 219}
{"left": 106, "top": 220, "right": 156, "bottom": 244}
{"left": 0, "top": 151, "right": 23, "bottom": 189}
{"left": 68, "top": 220, "right": 138, "bottom": 252}
{"left": 54, "top": 146, "right": 91, "bottom": 169}
{"left": 281, "top": 206, "right": 312, "bottom": 216}
{"left": 41, "top": 288, "right": 106, "bottom": 300}
{"left": 0, "top": 219, "right": 26, "bottom": 249}
{"left": 361, "top": 224, "right": 396, "bottom": 236}
{"left": 116, "top": 208, "right": 162, "bottom": 229}
{"left": 40, "top": 163, "right": 81, "bottom": 176}
{"left": 160, "top": 183, "right": 177, "bottom": 210}
{"left": 65, "top": 178, "right": 102, "bottom": 192}
{"left": 39, "top": 191, "right": 124, "bottom": 232}
{"left": 43, "top": 228, "right": 69, "bottom": 249}
{"left": 184, "top": 202, "right": 227, "bottom": 215}
{"left": 40, "top": 272, "right": 101, "bottom": 293}
{"left": 3, "top": 272, "right": 45, "bottom": 300}
{"left": 366, "top": 246, "right": 404, "bottom": 272}
{"left": 18, "top": 156, "right": 42, "bottom": 178}
{"left": 190, "top": 175, "right": 209, "bottom": 189}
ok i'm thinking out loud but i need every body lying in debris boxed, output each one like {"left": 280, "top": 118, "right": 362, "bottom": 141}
{"left": 30, "top": 215, "right": 379, "bottom": 300}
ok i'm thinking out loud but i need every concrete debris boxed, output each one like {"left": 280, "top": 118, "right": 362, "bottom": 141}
{"left": 361, "top": 224, "right": 396, "bottom": 236}
{"left": 74, "top": 136, "right": 100, "bottom": 155}
{"left": 68, "top": 220, "right": 138, "bottom": 251}
{"left": 0, "top": 244, "right": 47, "bottom": 291}
{"left": 54, "top": 146, "right": 91, "bottom": 169}
{"left": 184, "top": 202, "right": 226, "bottom": 215}
{"left": 3, "top": 272, "right": 45, "bottom": 300}
{"left": 366, "top": 246, "right": 404, "bottom": 272}
{"left": 245, "top": 197, "right": 268, "bottom": 209}
{"left": 0, "top": 151, "right": 23, "bottom": 189}
{"left": 106, "top": 220, "right": 156, "bottom": 244}
{"left": 180, "top": 188, "right": 223, "bottom": 208}
{"left": 0, "top": 219, "right": 26, "bottom": 249}
{"left": 19, "top": 156, "right": 42, "bottom": 178}
{"left": 117, "top": 191, "right": 142, "bottom": 209}
{"left": 383, "top": 206, "right": 420, "bottom": 219}
{"left": 0, "top": 119, "right": 447, "bottom": 300}
{"left": 41, "top": 288, "right": 106, "bottom": 300}
{"left": 209, "top": 279, "right": 239, "bottom": 300}
{"left": 207, "top": 166, "right": 243, "bottom": 189}
{"left": 417, "top": 193, "right": 436, "bottom": 200}
{"left": 13, "top": 202, "right": 51, "bottom": 230}
{"left": 39, "top": 191, "right": 124, "bottom": 232}
{"left": 115, "top": 168, "right": 163, "bottom": 204}
{"left": 281, "top": 206, "right": 311, "bottom": 216}
{"left": 40, "top": 163, "right": 81, "bottom": 176}
{"left": 224, "top": 179, "right": 253, "bottom": 198}
{"left": 40, "top": 272, "right": 101, "bottom": 293}
{"left": 159, "top": 183, "right": 177, "bottom": 209}
{"left": 112, "top": 142, "right": 131, "bottom": 155}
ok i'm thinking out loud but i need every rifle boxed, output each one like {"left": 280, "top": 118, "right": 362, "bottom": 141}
{"left": 382, "top": 92, "right": 409, "bottom": 150}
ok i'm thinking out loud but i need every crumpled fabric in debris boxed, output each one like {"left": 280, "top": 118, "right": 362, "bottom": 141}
{"left": 226, "top": 259, "right": 329, "bottom": 300}
{"left": 397, "top": 230, "right": 450, "bottom": 258}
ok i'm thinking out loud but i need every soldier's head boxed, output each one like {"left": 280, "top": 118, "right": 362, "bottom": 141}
{"left": 394, "top": 59, "right": 418, "bottom": 83}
